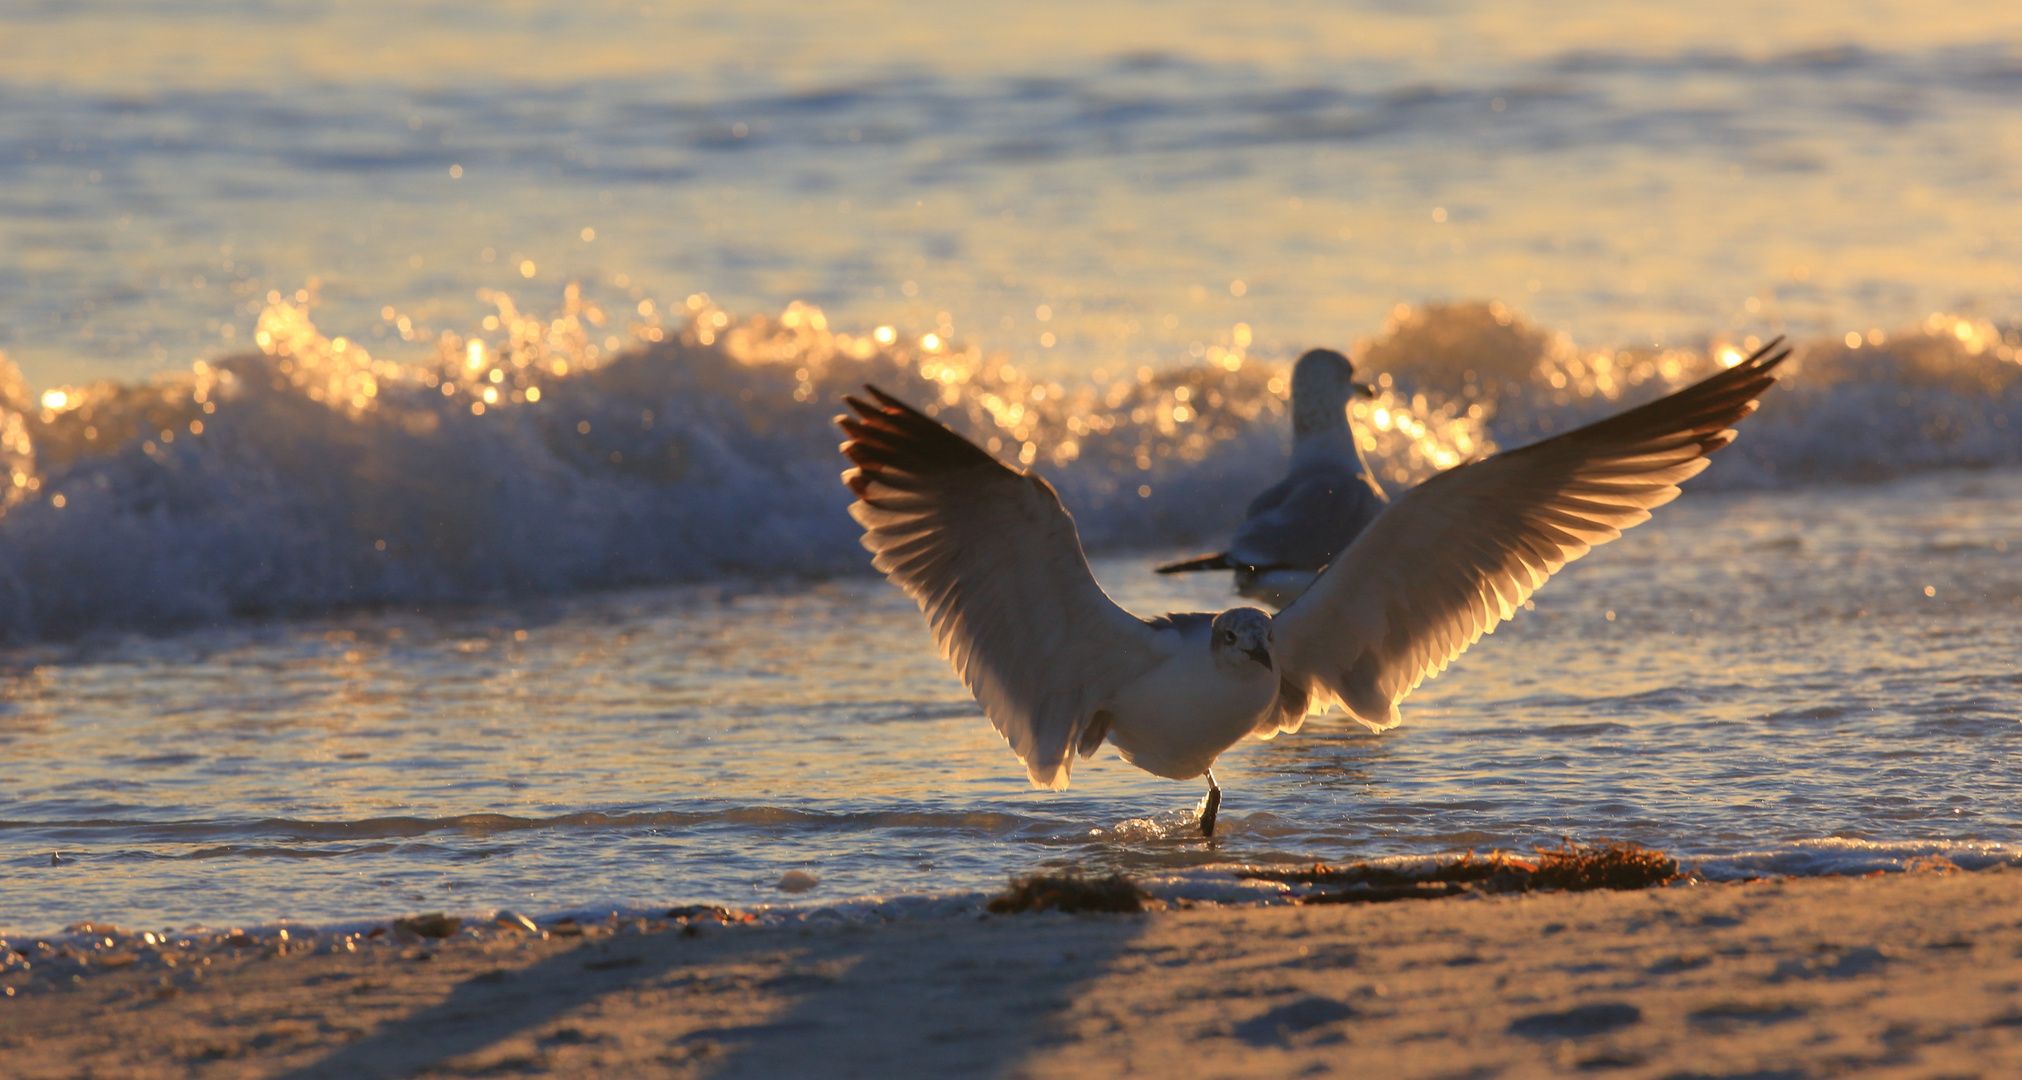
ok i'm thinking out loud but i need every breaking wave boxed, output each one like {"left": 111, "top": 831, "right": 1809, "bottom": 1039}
{"left": 1, "top": 291, "right": 2017, "bottom": 640}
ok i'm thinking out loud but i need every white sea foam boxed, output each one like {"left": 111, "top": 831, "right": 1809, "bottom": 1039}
{"left": 1, "top": 298, "right": 2017, "bottom": 640}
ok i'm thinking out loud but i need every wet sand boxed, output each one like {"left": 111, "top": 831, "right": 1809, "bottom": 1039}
{"left": 4, "top": 867, "right": 2021, "bottom": 1079}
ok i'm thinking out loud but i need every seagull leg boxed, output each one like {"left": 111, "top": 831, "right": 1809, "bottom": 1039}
{"left": 1198, "top": 770, "right": 1222, "bottom": 838}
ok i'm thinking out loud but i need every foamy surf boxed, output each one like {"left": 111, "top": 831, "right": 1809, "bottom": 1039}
{"left": 2, "top": 294, "right": 2017, "bottom": 641}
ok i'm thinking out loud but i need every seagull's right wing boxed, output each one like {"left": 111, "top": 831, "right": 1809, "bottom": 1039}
{"left": 1268, "top": 339, "right": 1790, "bottom": 734}
{"left": 839, "top": 386, "right": 1166, "bottom": 789}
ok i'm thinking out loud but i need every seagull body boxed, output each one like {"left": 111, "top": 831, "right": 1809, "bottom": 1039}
{"left": 838, "top": 341, "right": 1789, "bottom": 835}
{"left": 1157, "top": 348, "right": 1387, "bottom": 608}
{"left": 1100, "top": 611, "right": 1278, "bottom": 782}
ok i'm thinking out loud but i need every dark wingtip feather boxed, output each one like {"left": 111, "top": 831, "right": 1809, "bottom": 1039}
{"left": 864, "top": 383, "right": 908, "bottom": 409}
{"left": 1568, "top": 336, "right": 1790, "bottom": 454}
{"left": 835, "top": 384, "right": 1006, "bottom": 495}
{"left": 841, "top": 394, "right": 887, "bottom": 424}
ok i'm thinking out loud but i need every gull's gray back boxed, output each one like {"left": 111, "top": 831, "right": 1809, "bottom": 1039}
{"left": 1226, "top": 461, "right": 1387, "bottom": 572}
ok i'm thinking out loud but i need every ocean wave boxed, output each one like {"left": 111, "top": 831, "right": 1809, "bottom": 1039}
{"left": 1, "top": 293, "right": 2017, "bottom": 640}
{"left": 1690, "top": 838, "right": 2022, "bottom": 879}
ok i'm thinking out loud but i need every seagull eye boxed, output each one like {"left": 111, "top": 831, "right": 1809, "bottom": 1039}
{"left": 1221, "top": 631, "right": 1235, "bottom": 644}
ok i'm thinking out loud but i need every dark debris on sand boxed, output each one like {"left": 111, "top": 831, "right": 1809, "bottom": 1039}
{"left": 391, "top": 913, "right": 463, "bottom": 939}
{"left": 1532, "top": 839, "right": 1682, "bottom": 892}
{"left": 987, "top": 872, "right": 1145, "bottom": 915}
{"left": 1245, "top": 839, "right": 1682, "bottom": 905}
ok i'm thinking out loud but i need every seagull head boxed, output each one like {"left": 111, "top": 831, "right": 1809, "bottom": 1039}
{"left": 1290, "top": 348, "right": 1375, "bottom": 436}
{"left": 1209, "top": 608, "right": 1276, "bottom": 672}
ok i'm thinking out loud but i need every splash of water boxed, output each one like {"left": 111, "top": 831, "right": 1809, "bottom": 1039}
{"left": 0, "top": 289, "right": 2016, "bottom": 640}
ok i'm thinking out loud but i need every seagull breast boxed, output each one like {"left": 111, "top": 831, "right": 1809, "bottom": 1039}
{"left": 1101, "top": 616, "right": 1278, "bottom": 781}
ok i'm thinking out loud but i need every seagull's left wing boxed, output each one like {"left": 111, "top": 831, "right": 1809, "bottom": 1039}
{"left": 1266, "top": 339, "right": 1790, "bottom": 735}
{"left": 839, "top": 386, "right": 1166, "bottom": 789}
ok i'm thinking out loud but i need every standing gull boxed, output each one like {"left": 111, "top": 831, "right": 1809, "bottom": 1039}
{"left": 1156, "top": 347, "right": 1387, "bottom": 608}
{"left": 838, "top": 340, "right": 1788, "bottom": 836}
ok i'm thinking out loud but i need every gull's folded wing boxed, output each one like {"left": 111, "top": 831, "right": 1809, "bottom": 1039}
{"left": 839, "top": 386, "right": 1164, "bottom": 789}
{"left": 1268, "top": 340, "right": 1790, "bottom": 734}
{"left": 1227, "top": 463, "right": 1389, "bottom": 573}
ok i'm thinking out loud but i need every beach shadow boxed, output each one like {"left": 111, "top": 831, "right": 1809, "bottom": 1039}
{"left": 273, "top": 911, "right": 1149, "bottom": 1079}
{"left": 694, "top": 912, "right": 1150, "bottom": 1080}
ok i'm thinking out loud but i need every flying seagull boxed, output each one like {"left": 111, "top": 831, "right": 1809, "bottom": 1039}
{"left": 1156, "top": 347, "right": 1387, "bottom": 608}
{"left": 837, "top": 339, "right": 1788, "bottom": 837}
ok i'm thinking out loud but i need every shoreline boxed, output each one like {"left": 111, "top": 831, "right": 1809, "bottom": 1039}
{"left": 8, "top": 836, "right": 2019, "bottom": 944}
{"left": 4, "top": 865, "right": 2019, "bottom": 1078}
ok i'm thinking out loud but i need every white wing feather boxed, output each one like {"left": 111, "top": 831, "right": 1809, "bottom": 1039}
{"left": 840, "top": 387, "right": 1165, "bottom": 789}
{"left": 1269, "top": 340, "right": 1790, "bottom": 734}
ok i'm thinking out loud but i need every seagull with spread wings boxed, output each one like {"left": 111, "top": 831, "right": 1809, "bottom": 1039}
{"left": 838, "top": 339, "right": 1788, "bottom": 837}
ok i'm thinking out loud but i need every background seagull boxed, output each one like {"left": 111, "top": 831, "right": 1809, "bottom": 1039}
{"left": 1155, "top": 347, "right": 1386, "bottom": 608}
{"left": 838, "top": 340, "right": 1788, "bottom": 837}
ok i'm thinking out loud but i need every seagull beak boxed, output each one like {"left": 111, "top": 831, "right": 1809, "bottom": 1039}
{"left": 1243, "top": 645, "right": 1272, "bottom": 668}
{"left": 1354, "top": 382, "right": 1378, "bottom": 399}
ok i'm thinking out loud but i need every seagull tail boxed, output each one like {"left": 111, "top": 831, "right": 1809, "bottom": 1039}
{"left": 1154, "top": 552, "right": 1237, "bottom": 575}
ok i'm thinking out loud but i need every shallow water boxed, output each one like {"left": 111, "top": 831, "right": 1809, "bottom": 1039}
{"left": 3, "top": 469, "right": 2017, "bottom": 935}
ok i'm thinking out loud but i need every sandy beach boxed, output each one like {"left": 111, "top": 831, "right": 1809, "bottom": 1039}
{"left": 4, "top": 866, "right": 2019, "bottom": 1079}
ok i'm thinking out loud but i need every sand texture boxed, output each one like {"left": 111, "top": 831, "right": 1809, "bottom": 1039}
{"left": 5, "top": 868, "right": 2021, "bottom": 1079}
